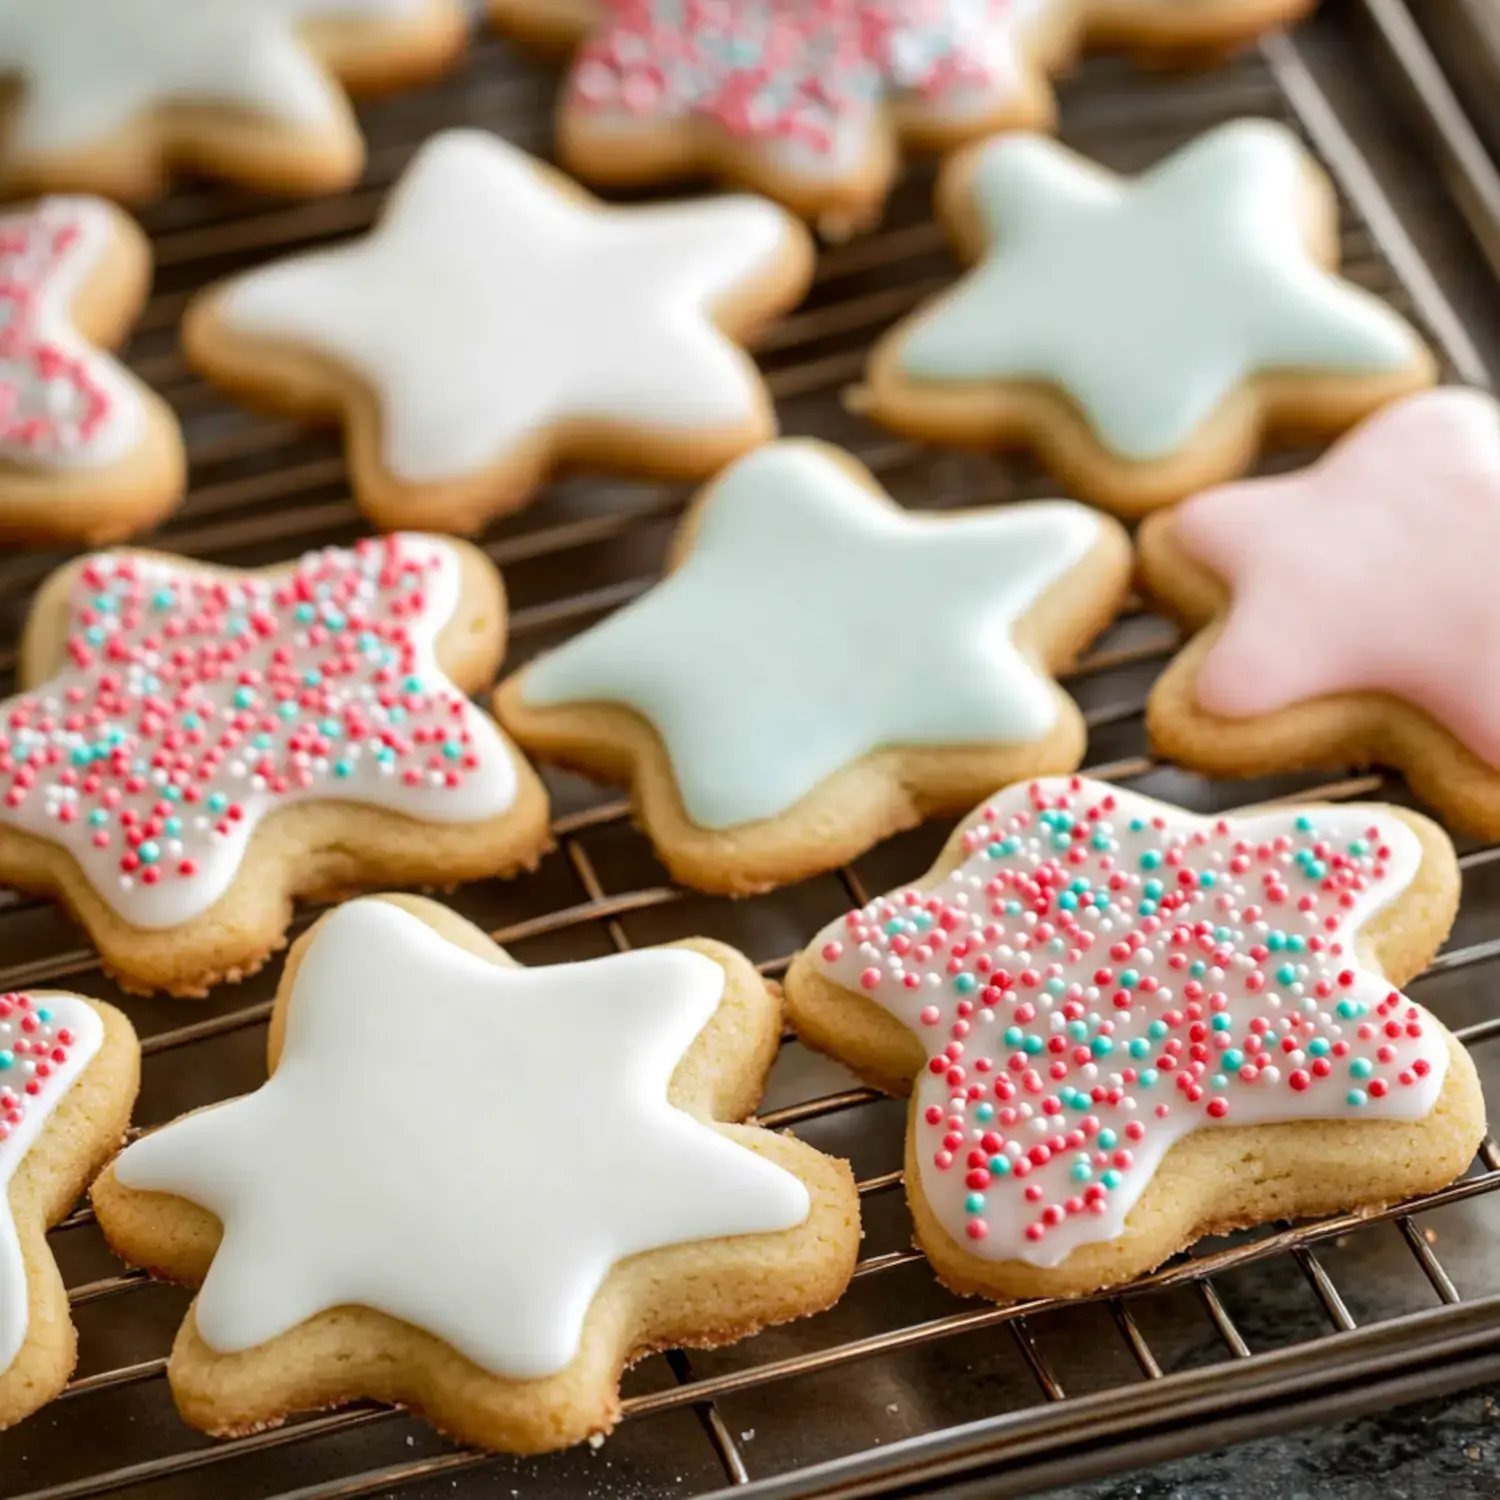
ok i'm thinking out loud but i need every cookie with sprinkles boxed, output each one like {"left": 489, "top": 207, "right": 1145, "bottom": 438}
{"left": 0, "top": 990, "right": 138, "bottom": 1429}
{"left": 1141, "top": 388, "right": 1500, "bottom": 839}
{"left": 858, "top": 119, "right": 1434, "bottom": 514}
{"left": 0, "top": 0, "right": 469, "bottom": 203}
{"left": 0, "top": 534, "right": 550, "bottom": 997}
{"left": 488, "top": 0, "right": 1075, "bottom": 235}
{"left": 91, "top": 894, "right": 859, "bottom": 1452}
{"left": 0, "top": 196, "right": 184, "bottom": 547}
{"left": 494, "top": 440, "right": 1132, "bottom": 896}
{"left": 182, "top": 130, "right": 814, "bottom": 535}
{"left": 785, "top": 777, "right": 1484, "bottom": 1300}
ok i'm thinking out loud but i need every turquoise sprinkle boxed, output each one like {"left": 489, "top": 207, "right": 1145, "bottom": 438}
{"left": 1005, "top": 900, "right": 1023, "bottom": 916}
{"left": 152, "top": 587, "right": 174, "bottom": 609}
{"left": 36, "top": 1008, "right": 49, "bottom": 1023}
{"left": 208, "top": 792, "right": 228, "bottom": 813}
{"left": 295, "top": 603, "right": 316, "bottom": 623}
{"left": 321, "top": 719, "right": 341, "bottom": 737}
{"left": 1223, "top": 1049, "right": 1245, "bottom": 1071}
{"left": 1212, "top": 1072, "right": 1229, "bottom": 1090}
{"left": 1308, "top": 1038, "right": 1331, "bottom": 1058}
{"left": 279, "top": 702, "right": 298, "bottom": 721}
{"left": 1058, "top": 892, "right": 1077, "bottom": 911}
{"left": 1091, "top": 1036, "right": 1114, "bottom": 1057}
{"left": 388, "top": 705, "right": 407, "bottom": 723}
{"left": 254, "top": 732, "right": 274, "bottom": 750}
{"left": 163, "top": 817, "right": 181, "bottom": 837}
{"left": 1347, "top": 1089, "right": 1369, "bottom": 1108}
{"left": 965, "top": 1193, "right": 985, "bottom": 1214}
{"left": 0, "top": 1053, "right": 12, "bottom": 1070}
{"left": 1276, "top": 963, "right": 1297, "bottom": 986}
{"left": 1004, "top": 1026, "right": 1024, "bottom": 1048}
{"left": 442, "top": 741, "right": 463, "bottom": 761}
{"left": 1102, "top": 1169, "right": 1123, "bottom": 1189}
{"left": 1144, "top": 879, "right": 1164, "bottom": 900}
{"left": 303, "top": 669, "right": 322, "bottom": 687}
{"left": 953, "top": 973, "right": 977, "bottom": 995}
{"left": 1139, "top": 1068, "right": 1159, "bottom": 1088}
{"left": 1128, "top": 1037, "right": 1151, "bottom": 1059}
{"left": 1287, "top": 934, "right": 1306, "bottom": 952}
{"left": 334, "top": 760, "right": 353, "bottom": 778}
{"left": 1267, "top": 932, "right": 1285, "bottom": 951}
{"left": 1200, "top": 870, "right": 1217, "bottom": 887}
{"left": 1139, "top": 850, "right": 1162, "bottom": 871}
{"left": 1045, "top": 977, "right": 1066, "bottom": 996}
{"left": 883, "top": 918, "right": 904, "bottom": 936}
{"left": 1211, "top": 1013, "right": 1231, "bottom": 1032}
{"left": 1350, "top": 1057, "right": 1373, "bottom": 1080}
{"left": 1120, "top": 969, "right": 1139, "bottom": 989}
{"left": 1348, "top": 838, "right": 1369, "bottom": 857}
{"left": 1024, "top": 1036, "right": 1044, "bottom": 1056}
{"left": 89, "top": 809, "right": 108, "bottom": 827}
{"left": 1139, "top": 901, "right": 1158, "bottom": 918}
{"left": 70, "top": 746, "right": 91, "bottom": 767}
{"left": 323, "top": 609, "right": 345, "bottom": 630}
{"left": 1336, "top": 999, "right": 1366, "bottom": 1020}
{"left": 85, "top": 625, "right": 106, "bottom": 645}
{"left": 1067, "top": 1020, "right": 1088, "bottom": 1042}
{"left": 1304, "top": 860, "right": 1327, "bottom": 880}
{"left": 138, "top": 841, "right": 160, "bottom": 864}
{"left": 1295, "top": 814, "right": 1315, "bottom": 833}
{"left": 1098, "top": 1128, "right": 1117, "bottom": 1150}
{"left": 1071, "top": 1162, "right": 1093, "bottom": 1183}
{"left": 1090, "top": 829, "right": 1112, "bottom": 851}
{"left": 989, "top": 1155, "right": 1011, "bottom": 1176}
{"left": 1129, "top": 818, "right": 1145, "bottom": 832}
{"left": 163, "top": 785, "right": 181, "bottom": 803}
{"left": 913, "top": 913, "right": 933, "bottom": 931}
{"left": 92, "top": 593, "right": 115, "bottom": 612}
{"left": 975, "top": 1102, "right": 994, "bottom": 1122}
{"left": 403, "top": 675, "right": 423, "bottom": 694}
{"left": 1148, "top": 1019, "right": 1168, "bottom": 1041}
{"left": 181, "top": 713, "right": 201, "bottom": 732}
{"left": 1190, "top": 960, "right": 1207, "bottom": 978}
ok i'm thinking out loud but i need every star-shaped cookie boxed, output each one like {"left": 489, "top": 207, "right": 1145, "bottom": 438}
{"left": 489, "top": 0, "right": 1072, "bottom": 233}
{"left": 0, "top": 196, "right": 184, "bottom": 546}
{"left": 863, "top": 118, "right": 1434, "bottom": 513}
{"left": 0, "top": 533, "right": 549, "bottom": 995}
{"left": 0, "top": 990, "right": 138, "bottom": 1430}
{"left": 1142, "top": 386, "right": 1500, "bottom": 837}
{"left": 183, "top": 129, "right": 814, "bottom": 535}
{"left": 92, "top": 895, "right": 858, "bottom": 1452}
{"left": 787, "top": 777, "right": 1483, "bottom": 1300}
{"left": 495, "top": 439, "right": 1132, "bottom": 894}
{"left": 0, "top": 0, "right": 469, "bottom": 202}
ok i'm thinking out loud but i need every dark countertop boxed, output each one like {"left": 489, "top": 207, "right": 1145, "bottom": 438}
{"left": 1045, "top": 1383, "right": 1500, "bottom": 1499}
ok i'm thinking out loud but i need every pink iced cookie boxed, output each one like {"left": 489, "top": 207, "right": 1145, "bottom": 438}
{"left": 1142, "top": 387, "right": 1500, "bottom": 835}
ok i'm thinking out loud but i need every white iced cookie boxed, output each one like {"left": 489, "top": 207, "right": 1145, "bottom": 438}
{"left": 92, "top": 895, "right": 859, "bottom": 1453}
{"left": 0, "top": 0, "right": 469, "bottom": 201}
{"left": 183, "top": 129, "right": 816, "bottom": 535}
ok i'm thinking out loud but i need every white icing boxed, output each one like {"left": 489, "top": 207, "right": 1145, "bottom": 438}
{"left": 521, "top": 442, "right": 1102, "bottom": 829}
{"left": 0, "top": 536, "right": 518, "bottom": 930}
{"left": 113, "top": 899, "right": 810, "bottom": 1380}
{"left": 0, "top": 994, "right": 104, "bottom": 1376}
{"left": 213, "top": 129, "right": 799, "bottom": 484}
{"left": 0, "top": 0, "right": 434, "bottom": 153}
{"left": 810, "top": 778, "right": 1448, "bottom": 1267}
{"left": 0, "top": 196, "right": 144, "bottom": 471}
{"left": 893, "top": 120, "right": 1423, "bottom": 460}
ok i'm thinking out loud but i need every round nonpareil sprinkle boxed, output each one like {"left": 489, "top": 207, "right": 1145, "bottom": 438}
{"left": 812, "top": 776, "right": 1448, "bottom": 1266}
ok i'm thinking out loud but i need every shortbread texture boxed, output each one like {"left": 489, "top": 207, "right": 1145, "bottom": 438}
{"left": 92, "top": 895, "right": 860, "bottom": 1452}
{"left": 787, "top": 778, "right": 1484, "bottom": 1300}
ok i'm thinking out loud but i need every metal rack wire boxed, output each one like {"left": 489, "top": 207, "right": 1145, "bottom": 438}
{"left": 4, "top": 11, "right": 1500, "bottom": 1500}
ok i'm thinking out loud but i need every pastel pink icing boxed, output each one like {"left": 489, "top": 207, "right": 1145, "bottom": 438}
{"left": 1173, "top": 386, "right": 1500, "bottom": 766}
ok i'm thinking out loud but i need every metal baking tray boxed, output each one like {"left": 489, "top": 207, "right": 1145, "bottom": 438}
{"left": 5, "top": 6, "right": 1500, "bottom": 1498}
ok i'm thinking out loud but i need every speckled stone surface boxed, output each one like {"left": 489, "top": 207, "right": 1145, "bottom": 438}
{"left": 1044, "top": 1384, "right": 1500, "bottom": 1499}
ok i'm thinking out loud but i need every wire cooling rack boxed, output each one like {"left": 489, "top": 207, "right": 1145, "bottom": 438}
{"left": 4, "top": 9, "right": 1500, "bottom": 1500}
